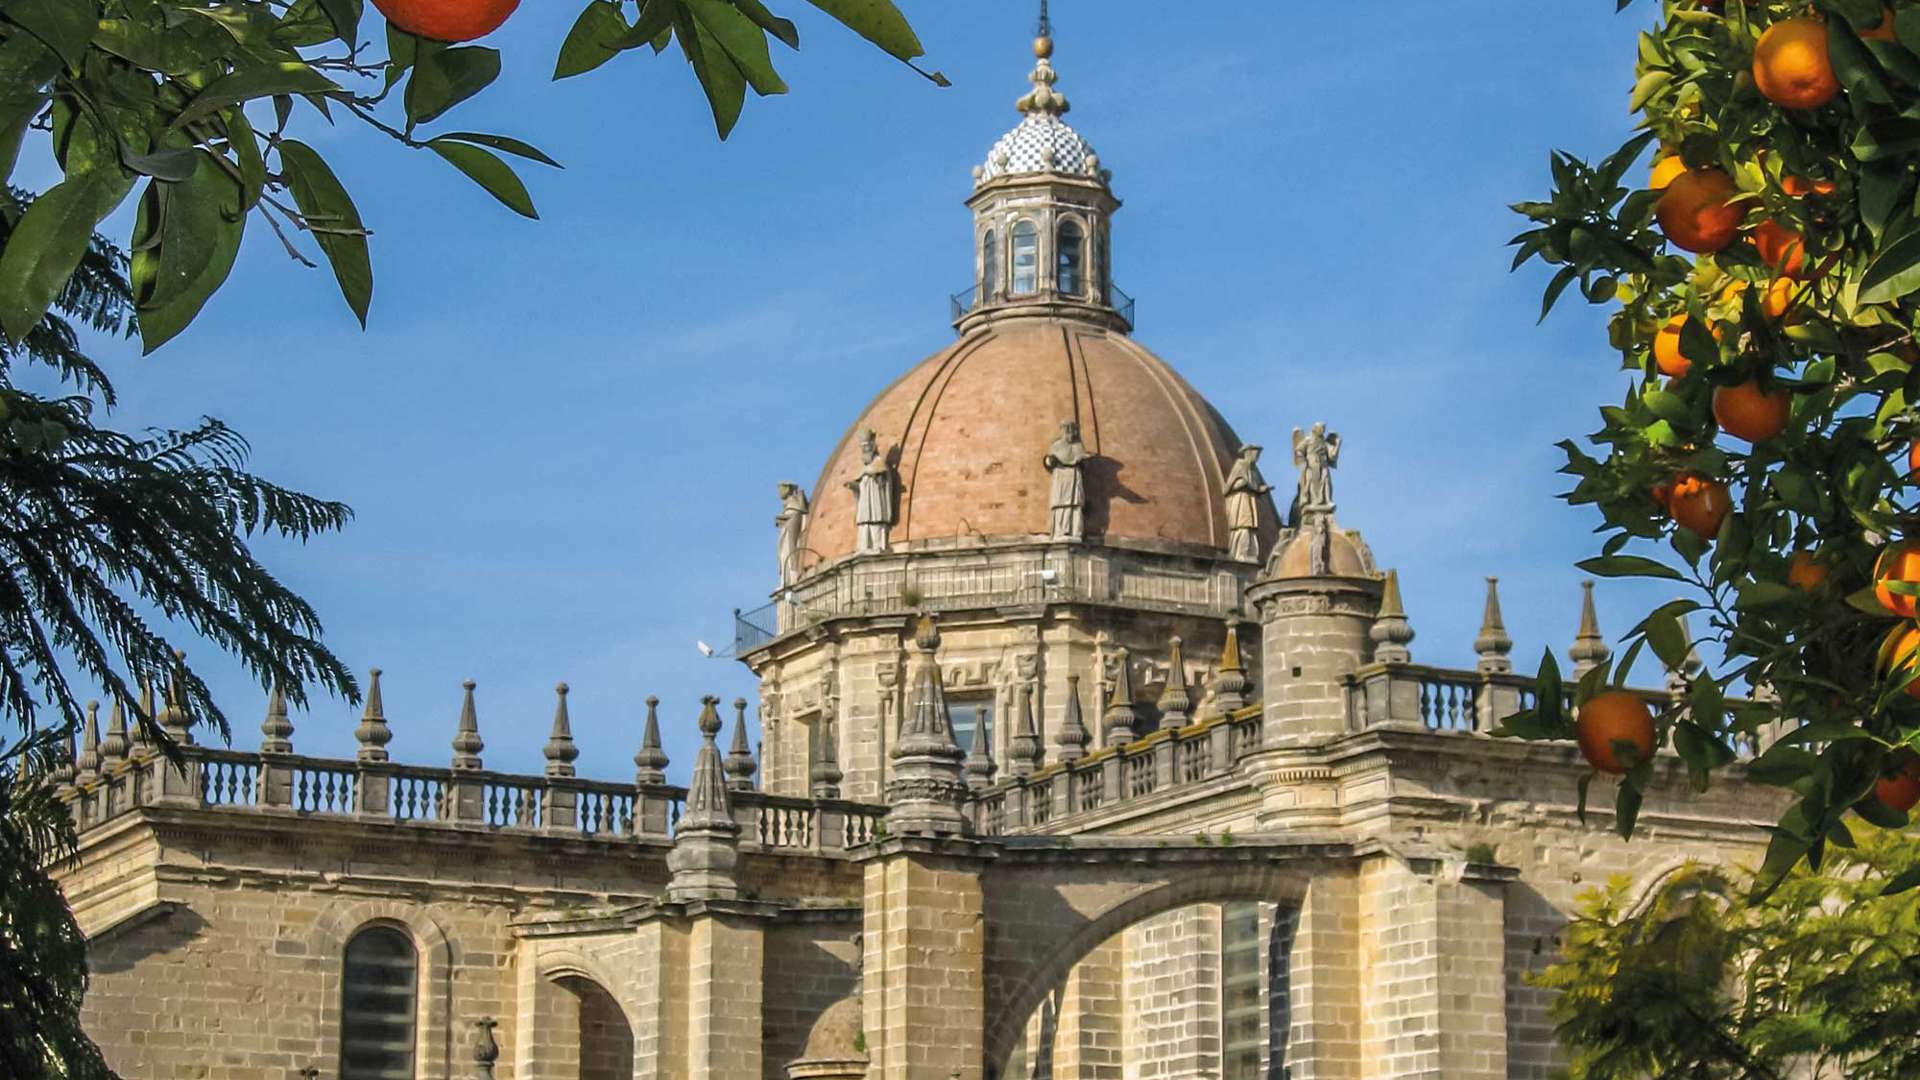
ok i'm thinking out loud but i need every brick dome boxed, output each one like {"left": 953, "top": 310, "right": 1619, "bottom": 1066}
{"left": 802, "top": 318, "right": 1276, "bottom": 563}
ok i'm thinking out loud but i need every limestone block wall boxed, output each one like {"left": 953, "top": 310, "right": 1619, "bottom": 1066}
{"left": 761, "top": 915, "right": 863, "bottom": 1080}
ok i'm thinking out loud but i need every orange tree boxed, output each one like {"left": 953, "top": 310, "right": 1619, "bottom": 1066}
{"left": 1505, "top": 0, "right": 1920, "bottom": 895}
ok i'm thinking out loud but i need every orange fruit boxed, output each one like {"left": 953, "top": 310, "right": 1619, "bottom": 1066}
{"left": 1885, "top": 626, "right": 1920, "bottom": 699}
{"left": 1753, "top": 18, "right": 1841, "bottom": 110}
{"left": 1752, "top": 220, "right": 1807, "bottom": 278}
{"left": 1874, "top": 539, "right": 1920, "bottom": 617}
{"left": 1762, "top": 277, "right": 1800, "bottom": 320}
{"left": 1652, "top": 314, "right": 1715, "bottom": 376}
{"left": 1576, "top": 690, "right": 1657, "bottom": 775}
{"left": 1865, "top": 7, "right": 1897, "bottom": 41}
{"left": 1711, "top": 380, "right": 1792, "bottom": 442}
{"left": 1910, "top": 437, "right": 1920, "bottom": 479}
{"left": 1877, "top": 751, "right": 1920, "bottom": 812}
{"left": 1787, "top": 549, "right": 1828, "bottom": 591}
{"left": 1650, "top": 155, "right": 1688, "bottom": 191}
{"left": 1656, "top": 169, "right": 1743, "bottom": 253}
{"left": 1668, "top": 472, "right": 1732, "bottom": 539}
{"left": 370, "top": 0, "right": 520, "bottom": 41}
{"left": 1813, "top": 178, "right": 1838, "bottom": 195}
{"left": 1781, "top": 174, "right": 1812, "bottom": 196}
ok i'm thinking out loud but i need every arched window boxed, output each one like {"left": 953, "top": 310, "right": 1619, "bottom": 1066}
{"left": 1056, "top": 220, "right": 1085, "bottom": 296}
{"left": 340, "top": 925, "right": 418, "bottom": 1080}
{"left": 1094, "top": 226, "right": 1110, "bottom": 301}
{"left": 981, "top": 228, "right": 998, "bottom": 300}
{"left": 1010, "top": 220, "right": 1038, "bottom": 296}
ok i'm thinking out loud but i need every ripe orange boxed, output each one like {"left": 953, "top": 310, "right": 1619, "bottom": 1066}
{"left": 1752, "top": 220, "right": 1807, "bottom": 278}
{"left": 1656, "top": 169, "right": 1743, "bottom": 253}
{"left": 1576, "top": 690, "right": 1657, "bottom": 775}
{"left": 1668, "top": 472, "right": 1732, "bottom": 539}
{"left": 1886, "top": 626, "right": 1920, "bottom": 699}
{"left": 1753, "top": 18, "right": 1841, "bottom": 110}
{"left": 1781, "top": 174, "right": 1812, "bottom": 196}
{"left": 1652, "top": 314, "right": 1719, "bottom": 376}
{"left": 1711, "top": 380, "right": 1792, "bottom": 442}
{"left": 371, "top": 0, "right": 520, "bottom": 41}
{"left": 1877, "top": 751, "right": 1920, "bottom": 812}
{"left": 1650, "top": 155, "right": 1688, "bottom": 191}
{"left": 1787, "top": 549, "right": 1828, "bottom": 591}
{"left": 1874, "top": 539, "right": 1920, "bottom": 617}
{"left": 1762, "top": 277, "right": 1800, "bottom": 320}
{"left": 1910, "top": 437, "right": 1920, "bottom": 479}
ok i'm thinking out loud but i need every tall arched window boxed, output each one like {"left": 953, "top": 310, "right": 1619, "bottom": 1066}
{"left": 1056, "top": 220, "right": 1085, "bottom": 297}
{"left": 981, "top": 228, "right": 998, "bottom": 300}
{"left": 340, "top": 925, "right": 418, "bottom": 1080}
{"left": 1010, "top": 220, "right": 1038, "bottom": 296}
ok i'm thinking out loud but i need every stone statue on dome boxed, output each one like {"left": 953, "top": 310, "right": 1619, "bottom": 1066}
{"left": 775, "top": 482, "right": 809, "bottom": 585}
{"left": 1291, "top": 422, "right": 1342, "bottom": 521}
{"left": 1043, "top": 419, "right": 1090, "bottom": 542}
{"left": 847, "top": 429, "right": 896, "bottom": 554}
{"left": 1223, "top": 445, "right": 1271, "bottom": 563}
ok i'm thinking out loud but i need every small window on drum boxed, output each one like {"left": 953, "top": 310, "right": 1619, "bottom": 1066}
{"left": 981, "top": 228, "right": 999, "bottom": 300}
{"left": 340, "top": 925, "right": 418, "bottom": 1080}
{"left": 1010, "top": 220, "right": 1039, "bottom": 296}
{"left": 1056, "top": 220, "right": 1085, "bottom": 296}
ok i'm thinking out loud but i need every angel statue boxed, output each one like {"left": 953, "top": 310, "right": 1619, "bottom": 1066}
{"left": 1290, "top": 422, "right": 1342, "bottom": 522}
{"left": 1223, "top": 445, "right": 1272, "bottom": 563}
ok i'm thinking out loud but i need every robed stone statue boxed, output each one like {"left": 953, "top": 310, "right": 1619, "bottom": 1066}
{"left": 1291, "top": 422, "right": 1342, "bottom": 519}
{"left": 847, "top": 428, "right": 896, "bottom": 554}
{"left": 1043, "top": 419, "right": 1090, "bottom": 542}
{"left": 1223, "top": 445, "right": 1272, "bottom": 563}
{"left": 774, "top": 482, "right": 809, "bottom": 585}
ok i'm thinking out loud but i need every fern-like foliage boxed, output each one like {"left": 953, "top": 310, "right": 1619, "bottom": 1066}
{"left": 0, "top": 190, "right": 357, "bottom": 1078}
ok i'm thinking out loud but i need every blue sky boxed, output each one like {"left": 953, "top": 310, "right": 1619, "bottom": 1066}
{"left": 34, "top": 2, "right": 1675, "bottom": 780}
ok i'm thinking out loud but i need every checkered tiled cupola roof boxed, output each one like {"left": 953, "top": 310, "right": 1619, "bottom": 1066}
{"left": 981, "top": 112, "right": 1099, "bottom": 182}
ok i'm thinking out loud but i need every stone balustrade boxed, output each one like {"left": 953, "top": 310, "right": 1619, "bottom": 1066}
{"left": 62, "top": 742, "right": 886, "bottom": 857}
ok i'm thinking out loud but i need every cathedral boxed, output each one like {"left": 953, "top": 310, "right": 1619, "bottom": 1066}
{"left": 53, "top": 22, "right": 1781, "bottom": 1080}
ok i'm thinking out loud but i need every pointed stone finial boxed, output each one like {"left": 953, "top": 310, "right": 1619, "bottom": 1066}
{"left": 1103, "top": 648, "right": 1139, "bottom": 743}
{"left": 159, "top": 649, "right": 192, "bottom": 744}
{"left": 353, "top": 668, "right": 391, "bottom": 763}
{"left": 53, "top": 714, "right": 78, "bottom": 791}
{"left": 1008, "top": 684, "right": 1041, "bottom": 778}
{"left": 543, "top": 682, "right": 579, "bottom": 778}
{"left": 667, "top": 696, "right": 741, "bottom": 901}
{"left": 810, "top": 712, "right": 843, "bottom": 799}
{"left": 1570, "top": 581, "right": 1611, "bottom": 678}
{"left": 1475, "top": 577, "right": 1514, "bottom": 674}
{"left": 964, "top": 701, "right": 997, "bottom": 791}
{"left": 1016, "top": 13, "right": 1070, "bottom": 117}
{"left": 1056, "top": 674, "right": 1090, "bottom": 762}
{"left": 885, "top": 614, "right": 969, "bottom": 834}
{"left": 131, "top": 677, "right": 155, "bottom": 755}
{"left": 1158, "top": 636, "right": 1191, "bottom": 730}
{"left": 724, "top": 698, "right": 757, "bottom": 791}
{"left": 634, "top": 695, "right": 670, "bottom": 786}
{"left": 101, "top": 698, "right": 129, "bottom": 762}
{"left": 76, "top": 700, "right": 101, "bottom": 780}
{"left": 1211, "top": 619, "right": 1249, "bottom": 715}
{"left": 450, "top": 680, "right": 484, "bottom": 770}
{"left": 1370, "top": 569, "right": 1415, "bottom": 664}
{"left": 261, "top": 683, "right": 294, "bottom": 755}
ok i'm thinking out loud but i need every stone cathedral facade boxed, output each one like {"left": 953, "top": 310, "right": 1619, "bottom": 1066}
{"left": 53, "top": 28, "right": 1783, "bottom": 1080}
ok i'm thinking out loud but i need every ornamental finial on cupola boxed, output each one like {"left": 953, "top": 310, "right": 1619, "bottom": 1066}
{"left": 1017, "top": 3, "right": 1069, "bottom": 117}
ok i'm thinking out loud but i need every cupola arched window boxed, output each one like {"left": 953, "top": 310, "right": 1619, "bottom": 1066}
{"left": 1010, "top": 220, "right": 1039, "bottom": 296}
{"left": 1056, "top": 220, "right": 1085, "bottom": 297}
{"left": 1094, "top": 226, "right": 1109, "bottom": 301}
{"left": 340, "top": 925, "right": 418, "bottom": 1080}
{"left": 981, "top": 228, "right": 998, "bottom": 300}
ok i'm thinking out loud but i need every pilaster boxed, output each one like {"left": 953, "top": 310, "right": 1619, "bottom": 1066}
{"left": 861, "top": 836, "right": 992, "bottom": 1080}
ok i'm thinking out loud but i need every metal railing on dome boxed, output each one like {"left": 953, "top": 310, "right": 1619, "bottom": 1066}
{"left": 734, "top": 602, "right": 779, "bottom": 655}
{"left": 947, "top": 280, "right": 1136, "bottom": 326}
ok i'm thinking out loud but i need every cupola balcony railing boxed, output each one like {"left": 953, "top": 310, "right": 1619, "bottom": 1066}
{"left": 948, "top": 280, "right": 1134, "bottom": 326}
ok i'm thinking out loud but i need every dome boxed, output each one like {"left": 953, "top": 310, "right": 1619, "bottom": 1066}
{"left": 1263, "top": 517, "right": 1378, "bottom": 580}
{"left": 981, "top": 112, "right": 1099, "bottom": 181}
{"left": 786, "top": 995, "right": 866, "bottom": 1080}
{"left": 801, "top": 318, "right": 1277, "bottom": 563}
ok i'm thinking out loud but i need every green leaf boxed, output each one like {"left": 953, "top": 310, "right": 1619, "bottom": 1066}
{"left": 555, "top": 2, "right": 629, "bottom": 80}
{"left": 4, "top": 0, "right": 97, "bottom": 71}
{"left": 686, "top": 0, "right": 787, "bottom": 95}
{"left": 122, "top": 146, "right": 198, "bottom": 182}
{"left": 734, "top": 0, "right": 798, "bottom": 49}
{"left": 1615, "top": 779, "right": 1644, "bottom": 841}
{"left": 1628, "top": 70, "right": 1671, "bottom": 113}
{"left": 226, "top": 108, "right": 266, "bottom": 210}
{"left": 675, "top": 11, "right": 745, "bottom": 139}
{"left": 405, "top": 46, "right": 500, "bottom": 128}
{"left": 132, "top": 155, "right": 246, "bottom": 352}
{"left": 0, "top": 33, "right": 60, "bottom": 182}
{"left": 0, "top": 171, "right": 125, "bottom": 341}
{"left": 1734, "top": 580, "right": 1801, "bottom": 612}
{"left": 1575, "top": 771, "right": 1593, "bottom": 825}
{"left": 1882, "top": 863, "right": 1920, "bottom": 895}
{"left": 1679, "top": 314, "right": 1718, "bottom": 365}
{"left": 1745, "top": 743, "right": 1819, "bottom": 787}
{"left": 1776, "top": 719, "right": 1873, "bottom": 746}
{"left": 431, "top": 132, "right": 560, "bottom": 168}
{"left": 1645, "top": 609, "right": 1691, "bottom": 670}
{"left": 1852, "top": 117, "right": 1920, "bottom": 162}
{"left": 1575, "top": 554, "right": 1686, "bottom": 581}
{"left": 805, "top": 0, "right": 923, "bottom": 61}
{"left": 1536, "top": 647, "right": 1565, "bottom": 728}
{"left": 172, "top": 62, "right": 340, "bottom": 131}
{"left": 1827, "top": 18, "right": 1893, "bottom": 104}
{"left": 1539, "top": 265, "right": 1578, "bottom": 322}
{"left": 315, "top": 0, "right": 361, "bottom": 44}
{"left": 278, "top": 140, "right": 372, "bottom": 326}
{"left": 1861, "top": 225, "right": 1920, "bottom": 303}
{"left": 426, "top": 139, "right": 536, "bottom": 219}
